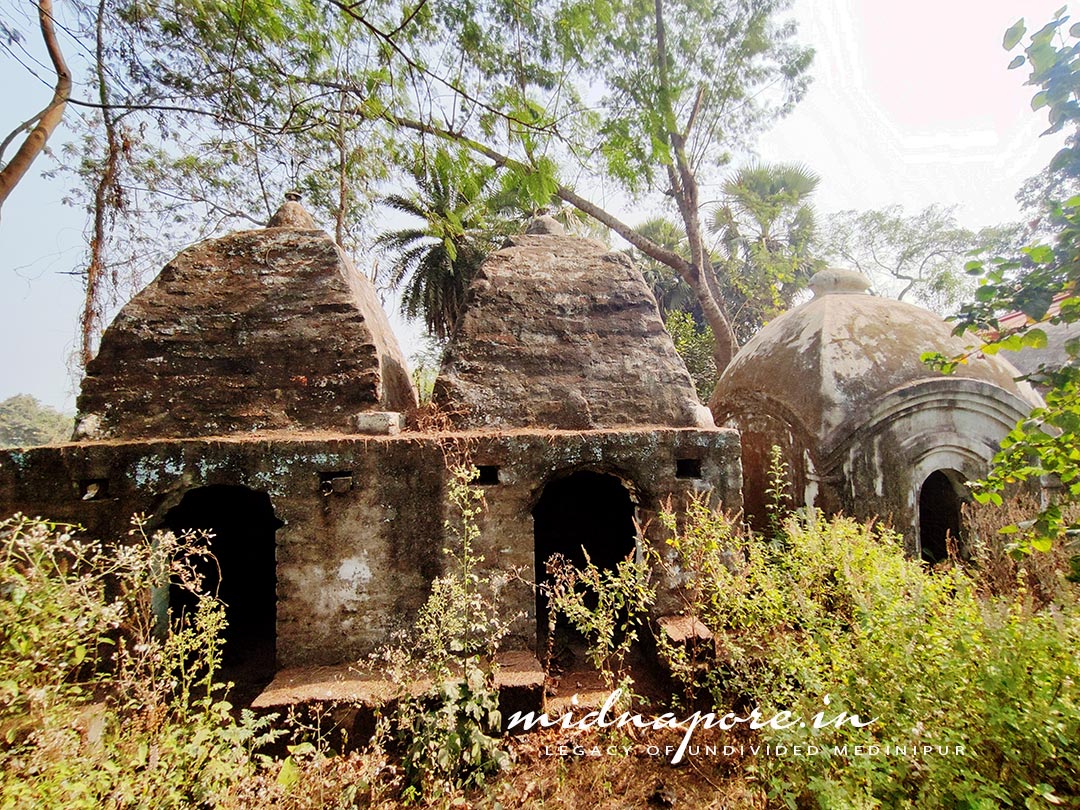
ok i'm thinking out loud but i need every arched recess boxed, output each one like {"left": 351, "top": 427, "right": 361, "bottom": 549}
{"left": 532, "top": 470, "right": 638, "bottom": 651}
{"left": 163, "top": 485, "right": 282, "bottom": 676}
{"left": 918, "top": 469, "right": 967, "bottom": 564}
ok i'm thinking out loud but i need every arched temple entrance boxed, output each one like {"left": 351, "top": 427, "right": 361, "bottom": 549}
{"left": 918, "top": 470, "right": 965, "bottom": 564}
{"left": 164, "top": 485, "right": 282, "bottom": 677}
{"left": 532, "top": 471, "right": 637, "bottom": 650}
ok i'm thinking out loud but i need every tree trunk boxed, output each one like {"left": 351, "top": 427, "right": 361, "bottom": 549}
{"left": 0, "top": 0, "right": 71, "bottom": 215}
{"left": 653, "top": 0, "right": 737, "bottom": 372}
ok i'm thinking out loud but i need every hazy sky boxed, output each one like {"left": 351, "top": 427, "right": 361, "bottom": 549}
{"left": 761, "top": 0, "right": 1069, "bottom": 225}
{"left": 0, "top": 0, "right": 1071, "bottom": 412}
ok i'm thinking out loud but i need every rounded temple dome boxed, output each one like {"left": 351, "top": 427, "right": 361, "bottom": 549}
{"left": 709, "top": 270, "right": 1039, "bottom": 452}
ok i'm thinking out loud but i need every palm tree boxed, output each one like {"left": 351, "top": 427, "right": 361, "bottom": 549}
{"left": 375, "top": 150, "right": 511, "bottom": 339}
{"left": 709, "top": 161, "right": 823, "bottom": 343}
{"left": 632, "top": 217, "right": 699, "bottom": 319}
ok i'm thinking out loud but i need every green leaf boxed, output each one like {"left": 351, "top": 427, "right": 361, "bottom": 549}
{"left": 1009, "top": 54, "right": 1026, "bottom": 69}
{"left": 1028, "top": 42, "right": 1059, "bottom": 75}
{"left": 277, "top": 756, "right": 301, "bottom": 790}
{"left": 997, "top": 334, "right": 1025, "bottom": 352}
{"left": 1020, "top": 287, "right": 1056, "bottom": 320}
{"left": 1071, "top": 21, "right": 1080, "bottom": 37}
{"left": 1032, "top": 91, "right": 1050, "bottom": 111}
{"left": 1023, "top": 328, "right": 1049, "bottom": 349}
{"left": 1025, "top": 244, "right": 1055, "bottom": 263}
{"left": 1049, "top": 146, "right": 1078, "bottom": 173}
{"left": 1031, "top": 536, "right": 1054, "bottom": 553}
{"left": 1004, "top": 18, "right": 1027, "bottom": 50}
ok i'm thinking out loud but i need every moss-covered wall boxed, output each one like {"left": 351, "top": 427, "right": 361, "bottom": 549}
{"left": 0, "top": 427, "right": 740, "bottom": 668}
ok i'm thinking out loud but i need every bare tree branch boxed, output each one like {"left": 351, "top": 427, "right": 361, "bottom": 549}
{"left": 0, "top": 0, "right": 71, "bottom": 216}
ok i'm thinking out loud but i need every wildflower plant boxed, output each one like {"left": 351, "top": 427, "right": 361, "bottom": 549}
{"left": 0, "top": 514, "right": 281, "bottom": 808}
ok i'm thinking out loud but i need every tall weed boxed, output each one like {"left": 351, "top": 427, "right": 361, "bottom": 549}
{"left": 0, "top": 514, "right": 280, "bottom": 809}
{"left": 372, "top": 464, "right": 520, "bottom": 801}
{"left": 657, "top": 500, "right": 1080, "bottom": 808}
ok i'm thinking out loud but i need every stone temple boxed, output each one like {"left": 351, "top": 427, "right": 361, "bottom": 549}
{"left": 709, "top": 268, "right": 1042, "bottom": 563}
{"left": 0, "top": 204, "right": 1041, "bottom": 698}
{"left": 0, "top": 207, "right": 741, "bottom": 691}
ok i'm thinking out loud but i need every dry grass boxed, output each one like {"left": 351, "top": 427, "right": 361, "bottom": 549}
{"left": 223, "top": 726, "right": 767, "bottom": 809}
{"left": 477, "top": 728, "right": 764, "bottom": 810}
{"left": 959, "top": 492, "right": 1079, "bottom": 608}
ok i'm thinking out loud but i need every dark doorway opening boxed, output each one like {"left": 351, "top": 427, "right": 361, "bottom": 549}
{"left": 164, "top": 485, "right": 281, "bottom": 690}
{"left": 532, "top": 471, "right": 637, "bottom": 654}
{"left": 919, "top": 470, "right": 964, "bottom": 564}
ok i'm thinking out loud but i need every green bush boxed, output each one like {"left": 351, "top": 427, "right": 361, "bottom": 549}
{"left": 544, "top": 547, "right": 655, "bottom": 695}
{"left": 0, "top": 515, "right": 279, "bottom": 809}
{"left": 374, "top": 464, "right": 518, "bottom": 801}
{"left": 657, "top": 504, "right": 1080, "bottom": 808}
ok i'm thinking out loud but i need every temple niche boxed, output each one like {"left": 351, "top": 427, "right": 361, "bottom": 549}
{"left": 710, "top": 268, "right": 1042, "bottom": 562}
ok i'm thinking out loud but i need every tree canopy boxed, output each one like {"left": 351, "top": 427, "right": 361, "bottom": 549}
{"left": 3, "top": 0, "right": 813, "bottom": 376}
{"left": 929, "top": 9, "right": 1080, "bottom": 553}
{"left": 0, "top": 395, "right": 72, "bottom": 448}
{"left": 819, "top": 205, "right": 1025, "bottom": 315}
{"left": 374, "top": 148, "right": 510, "bottom": 340}
{"left": 710, "top": 160, "right": 821, "bottom": 343}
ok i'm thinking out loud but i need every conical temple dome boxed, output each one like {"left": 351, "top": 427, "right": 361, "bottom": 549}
{"left": 75, "top": 206, "right": 415, "bottom": 440}
{"left": 434, "top": 223, "right": 713, "bottom": 430}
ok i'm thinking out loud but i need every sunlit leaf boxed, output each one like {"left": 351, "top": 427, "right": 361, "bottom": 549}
{"left": 1031, "top": 536, "right": 1054, "bottom": 553}
{"left": 1023, "top": 328, "right": 1049, "bottom": 349}
{"left": 1004, "top": 18, "right": 1027, "bottom": 50}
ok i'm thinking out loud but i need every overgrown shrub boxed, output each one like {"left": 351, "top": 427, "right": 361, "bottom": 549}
{"left": 544, "top": 547, "right": 655, "bottom": 695}
{"left": 657, "top": 502, "right": 1080, "bottom": 808}
{"left": 0, "top": 514, "right": 280, "bottom": 809}
{"left": 373, "top": 464, "right": 518, "bottom": 801}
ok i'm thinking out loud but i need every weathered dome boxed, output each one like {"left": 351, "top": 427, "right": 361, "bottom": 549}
{"left": 433, "top": 228, "right": 714, "bottom": 430}
{"left": 710, "top": 268, "right": 1041, "bottom": 554}
{"left": 75, "top": 213, "right": 416, "bottom": 440}
{"left": 710, "top": 268, "right": 1039, "bottom": 454}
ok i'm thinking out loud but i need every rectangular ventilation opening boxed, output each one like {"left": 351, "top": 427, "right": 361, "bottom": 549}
{"left": 475, "top": 465, "right": 501, "bottom": 485}
{"left": 675, "top": 458, "right": 703, "bottom": 480}
{"left": 319, "top": 471, "right": 354, "bottom": 495}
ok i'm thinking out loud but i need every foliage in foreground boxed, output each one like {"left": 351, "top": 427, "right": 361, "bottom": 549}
{"left": 5, "top": 481, "right": 1080, "bottom": 808}
{"left": 927, "top": 10, "right": 1080, "bottom": 553}
{"left": 0, "top": 515, "right": 280, "bottom": 808}
{"left": 656, "top": 500, "right": 1080, "bottom": 809}
{"left": 372, "top": 464, "right": 519, "bottom": 801}
{"left": 0, "top": 467, "right": 519, "bottom": 808}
